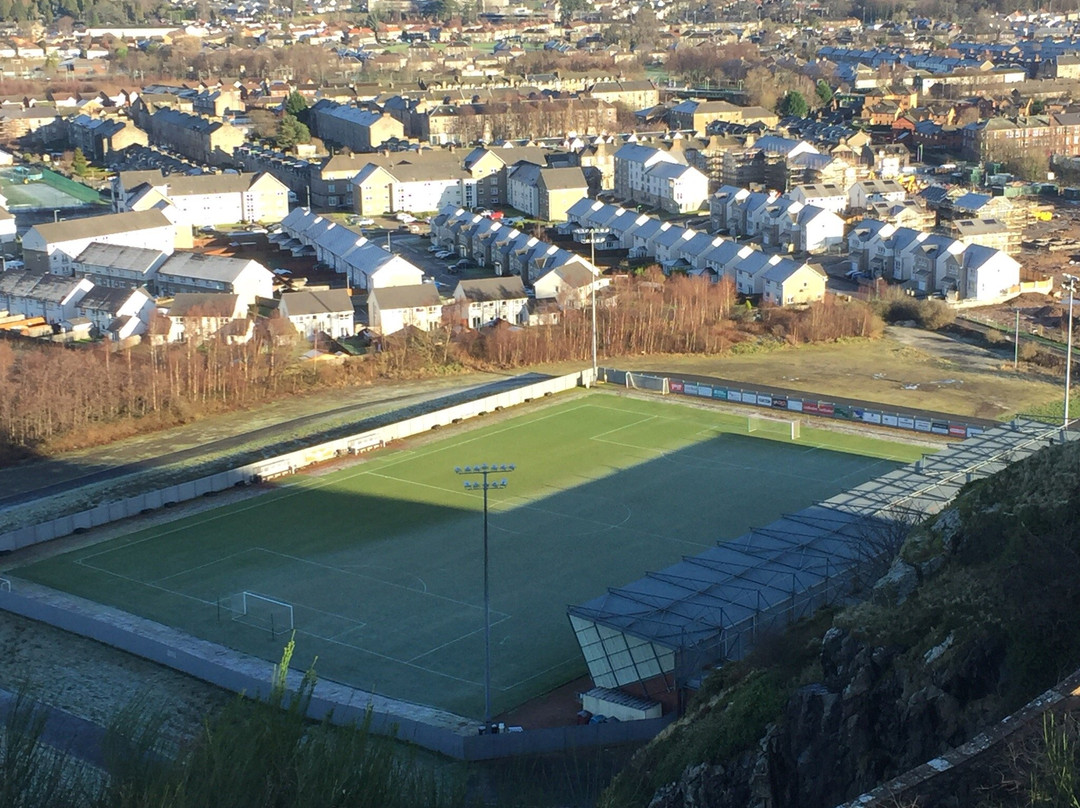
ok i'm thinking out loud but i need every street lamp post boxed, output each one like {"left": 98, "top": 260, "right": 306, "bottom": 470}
{"left": 455, "top": 462, "right": 514, "bottom": 727}
{"left": 1064, "top": 274, "right": 1078, "bottom": 427}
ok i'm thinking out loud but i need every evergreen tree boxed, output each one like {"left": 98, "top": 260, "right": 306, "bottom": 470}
{"left": 778, "top": 90, "right": 809, "bottom": 118}
{"left": 815, "top": 79, "right": 833, "bottom": 106}
{"left": 276, "top": 114, "right": 310, "bottom": 150}
{"left": 283, "top": 90, "right": 307, "bottom": 117}
{"left": 71, "top": 147, "right": 88, "bottom": 177}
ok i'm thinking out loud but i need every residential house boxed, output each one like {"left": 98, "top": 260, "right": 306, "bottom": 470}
{"left": 0, "top": 272, "right": 95, "bottom": 322}
{"left": 165, "top": 292, "right": 251, "bottom": 343}
{"left": 0, "top": 205, "right": 15, "bottom": 246}
{"left": 790, "top": 183, "right": 848, "bottom": 215}
{"left": 279, "top": 289, "right": 355, "bottom": 340}
{"left": 961, "top": 243, "right": 1020, "bottom": 300}
{"left": 532, "top": 260, "right": 603, "bottom": 305}
{"left": 22, "top": 209, "right": 182, "bottom": 274}
{"left": 367, "top": 283, "right": 444, "bottom": 334}
{"left": 641, "top": 162, "right": 709, "bottom": 214}
{"left": 451, "top": 276, "right": 530, "bottom": 327}
{"left": 847, "top": 218, "right": 897, "bottom": 276}
{"left": 147, "top": 108, "right": 246, "bottom": 166}
{"left": 312, "top": 103, "right": 405, "bottom": 152}
{"left": 71, "top": 285, "right": 155, "bottom": 338}
{"left": 68, "top": 113, "right": 148, "bottom": 163}
{"left": 734, "top": 250, "right": 784, "bottom": 296}
{"left": 668, "top": 99, "right": 780, "bottom": 132}
{"left": 761, "top": 260, "right": 827, "bottom": 306}
{"left": 72, "top": 242, "right": 169, "bottom": 289}
{"left": 709, "top": 185, "right": 752, "bottom": 233}
{"left": 116, "top": 171, "right": 290, "bottom": 227}
{"left": 507, "top": 163, "right": 589, "bottom": 222}
{"left": 848, "top": 179, "right": 907, "bottom": 211}
{"left": 946, "top": 218, "right": 1020, "bottom": 255}
{"left": 155, "top": 252, "right": 273, "bottom": 307}
{"left": 277, "top": 207, "right": 424, "bottom": 290}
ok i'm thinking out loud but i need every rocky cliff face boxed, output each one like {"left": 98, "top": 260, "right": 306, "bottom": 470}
{"left": 620, "top": 440, "right": 1080, "bottom": 808}
{"left": 648, "top": 622, "right": 1006, "bottom": 808}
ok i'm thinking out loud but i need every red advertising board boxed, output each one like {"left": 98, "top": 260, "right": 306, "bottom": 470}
{"left": 669, "top": 381, "right": 684, "bottom": 393}
{"left": 818, "top": 403, "right": 835, "bottom": 416}
{"left": 803, "top": 401, "right": 820, "bottom": 414}
{"left": 948, "top": 424, "right": 967, "bottom": 437}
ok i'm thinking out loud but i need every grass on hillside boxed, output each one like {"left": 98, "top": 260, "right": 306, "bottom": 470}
{"left": 612, "top": 338, "right": 1063, "bottom": 421}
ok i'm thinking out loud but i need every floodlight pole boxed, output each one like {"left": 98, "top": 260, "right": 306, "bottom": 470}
{"left": 455, "top": 462, "right": 515, "bottom": 727}
{"left": 1065, "top": 274, "right": 1078, "bottom": 428}
{"left": 590, "top": 228, "right": 597, "bottom": 376}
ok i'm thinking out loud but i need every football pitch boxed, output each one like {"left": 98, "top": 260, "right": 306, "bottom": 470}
{"left": 15, "top": 392, "right": 927, "bottom": 718}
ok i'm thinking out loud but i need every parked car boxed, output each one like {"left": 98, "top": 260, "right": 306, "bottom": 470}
{"left": 428, "top": 244, "right": 441, "bottom": 253}
{"left": 435, "top": 250, "right": 454, "bottom": 259}
{"left": 357, "top": 217, "right": 375, "bottom": 226}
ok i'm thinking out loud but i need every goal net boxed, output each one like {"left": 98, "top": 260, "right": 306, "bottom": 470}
{"left": 747, "top": 416, "right": 801, "bottom": 441}
{"left": 219, "top": 591, "right": 294, "bottom": 637}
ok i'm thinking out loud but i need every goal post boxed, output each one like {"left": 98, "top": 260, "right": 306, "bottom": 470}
{"left": 747, "top": 415, "right": 800, "bottom": 441}
{"left": 219, "top": 591, "right": 294, "bottom": 637}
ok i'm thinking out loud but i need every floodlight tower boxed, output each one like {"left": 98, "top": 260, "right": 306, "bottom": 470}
{"left": 1065, "top": 274, "right": 1078, "bottom": 428}
{"left": 455, "top": 462, "right": 514, "bottom": 727}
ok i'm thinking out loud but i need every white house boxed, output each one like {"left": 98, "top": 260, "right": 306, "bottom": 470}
{"left": 71, "top": 285, "right": 156, "bottom": 338}
{"left": 368, "top": 283, "right": 445, "bottom": 335}
{"left": 961, "top": 243, "right": 1020, "bottom": 301}
{"left": 0, "top": 205, "right": 15, "bottom": 246}
{"left": 791, "top": 205, "right": 845, "bottom": 253}
{"left": 642, "top": 162, "right": 709, "bottom": 214}
{"left": 117, "top": 171, "right": 289, "bottom": 227}
{"left": 0, "top": 272, "right": 95, "bottom": 323}
{"left": 72, "top": 242, "right": 170, "bottom": 289}
{"left": 848, "top": 179, "right": 906, "bottom": 211}
{"left": 533, "top": 260, "right": 606, "bottom": 305}
{"left": 155, "top": 252, "right": 273, "bottom": 308}
{"left": 165, "top": 292, "right": 250, "bottom": 343}
{"left": 451, "top": 276, "right": 530, "bottom": 328}
{"left": 277, "top": 208, "right": 424, "bottom": 291}
{"left": 279, "top": 289, "right": 355, "bottom": 340}
{"left": 22, "top": 210, "right": 181, "bottom": 274}
{"left": 790, "top": 183, "right": 848, "bottom": 215}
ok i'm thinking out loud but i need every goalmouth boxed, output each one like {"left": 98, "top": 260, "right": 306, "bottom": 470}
{"left": 218, "top": 591, "right": 294, "bottom": 637}
{"left": 747, "top": 415, "right": 801, "bottom": 441}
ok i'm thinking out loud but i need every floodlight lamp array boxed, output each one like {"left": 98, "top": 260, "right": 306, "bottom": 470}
{"left": 454, "top": 463, "right": 516, "bottom": 474}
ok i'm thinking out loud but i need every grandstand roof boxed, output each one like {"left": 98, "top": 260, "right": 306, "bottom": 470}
{"left": 569, "top": 418, "right": 1069, "bottom": 687}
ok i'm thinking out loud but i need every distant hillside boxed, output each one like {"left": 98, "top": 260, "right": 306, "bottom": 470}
{"left": 601, "top": 436, "right": 1080, "bottom": 808}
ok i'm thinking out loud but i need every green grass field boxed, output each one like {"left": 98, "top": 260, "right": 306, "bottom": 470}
{"left": 15, "top": 393, "right": 926, "bottom": 719}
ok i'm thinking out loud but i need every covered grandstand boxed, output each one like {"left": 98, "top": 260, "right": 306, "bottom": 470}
{"left": 568, "top": 418, "right": 1071, "bottom": 697}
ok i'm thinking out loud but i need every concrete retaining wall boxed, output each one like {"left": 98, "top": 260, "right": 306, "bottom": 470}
{"left": 0, "top": 583, "right": 667, "bottom": 760}
{"left": 0, "top": 369, "right": 595, "bottom": 553}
